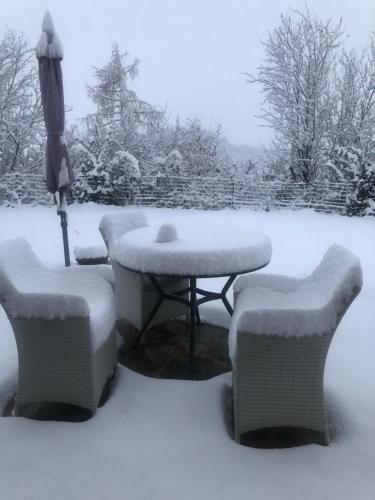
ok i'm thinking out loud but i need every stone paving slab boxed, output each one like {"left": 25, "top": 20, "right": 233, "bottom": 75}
{"left": 117, "top": 319, "right": 232, "bottom": 381}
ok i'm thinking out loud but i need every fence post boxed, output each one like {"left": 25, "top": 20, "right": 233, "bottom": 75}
{"left": 231, "top": 176, "right": 235, "bottom": 208}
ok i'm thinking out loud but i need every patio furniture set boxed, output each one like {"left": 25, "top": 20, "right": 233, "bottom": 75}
{"left": 0, "top": 210, "right": 363, "bottom": 446}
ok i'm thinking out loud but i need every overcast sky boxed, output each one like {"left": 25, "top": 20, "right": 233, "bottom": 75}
{"left": 1, "top": 0, "right": 374, "bottom": 146}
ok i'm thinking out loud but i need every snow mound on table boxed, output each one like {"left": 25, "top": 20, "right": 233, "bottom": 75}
{"left": 229, "top": 244, "right": 362, "bottom": 360}
{"left": 0, "top": 238, "right": 115, "bottom": 348}
{"left": 155, "top": 223, "right": 178, "bottom": 243}
{"left": 74, "top": 245, "right": 108, "bottom": 260}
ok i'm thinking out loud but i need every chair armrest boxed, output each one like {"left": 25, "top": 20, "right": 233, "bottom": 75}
{"left": 234, "top": 273, "right": 302, "bottom": 302}
{"left": 5, "top": 290, "right": 89, "bottom": 321}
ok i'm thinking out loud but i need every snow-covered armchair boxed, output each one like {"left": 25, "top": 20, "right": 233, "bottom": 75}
{"left": 99, "top": 211, "right": 188, "bottom": 336}
{"left": 229, "top": 244, "right": 363, "bottom": 445}
{"left": 0, "top": 238, "right": 117, "bottom": 417}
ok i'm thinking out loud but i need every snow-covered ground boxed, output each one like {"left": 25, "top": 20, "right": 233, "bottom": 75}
{"left": 0, "top": 203, "right": 374, "bottom": 500}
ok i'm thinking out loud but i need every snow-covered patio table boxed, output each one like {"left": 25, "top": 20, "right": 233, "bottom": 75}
{"left": 114, "top": 222, "right": 272, "bottom": 375}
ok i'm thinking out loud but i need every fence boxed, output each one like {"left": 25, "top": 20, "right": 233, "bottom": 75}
{"left": 0, "top": 172, "right": 353, "bottom": 215}
{"left": 105, "top": 176, "right": 353, "bottom": 215}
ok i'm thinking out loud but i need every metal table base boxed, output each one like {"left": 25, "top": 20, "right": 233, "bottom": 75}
{"left": 133, "top": 274, "right": 237, "bottom": 376}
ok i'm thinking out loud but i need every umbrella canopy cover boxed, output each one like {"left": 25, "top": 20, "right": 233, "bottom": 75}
{"left": 36, "top": 11, "right": 73, "bottom": 195}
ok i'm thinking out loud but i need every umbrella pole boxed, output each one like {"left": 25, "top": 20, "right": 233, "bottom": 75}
{"left": 58, "top": 188, "right": 70, "bottom": 267}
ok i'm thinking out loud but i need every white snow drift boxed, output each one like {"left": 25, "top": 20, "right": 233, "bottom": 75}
{"left": 0, "top": 204, "right": 373, "bottom": 500}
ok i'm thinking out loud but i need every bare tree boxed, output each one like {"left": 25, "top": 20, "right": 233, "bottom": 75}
{"left": 0, "top": 30, "right": 43, "bottom": 175}
{"left": 163, "top": 117, "right": 228, "bottom": 177}
{"left": 248, "top": 9, "right": 344, "bottom": 183}
{"left": 332, "top": 40, "right": 375, "bottom": 158}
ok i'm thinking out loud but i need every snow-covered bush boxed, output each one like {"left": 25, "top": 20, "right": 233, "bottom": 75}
{"left": 111, "top": 150, "right": 139, "bottom": 184}
{"left": 346, "top": 160, "right": 375, "bottom": 216}
{"left": 108, "top": 150, "right": 140, "bottom": 204}
{"left": 325, "top": 146, "right": 364, "bottom": 181}
{"left": 165, "top": 149, "right": 183, "bottom": 177}
{"left": 72, "top": 137, "right": 112, "bottom": 204}
{"left": 72, "top": 127, "right": 142, "bottom": 206}
{"left": 323, "top": 146, "right": 375, "bottom": 215}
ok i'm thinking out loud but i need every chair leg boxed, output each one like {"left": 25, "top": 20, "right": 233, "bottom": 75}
{"left": 317, "top": 429, "right": 330, "bottom": 446}
{"left": 12, "top": 399, "right": 22, "bottom": 417}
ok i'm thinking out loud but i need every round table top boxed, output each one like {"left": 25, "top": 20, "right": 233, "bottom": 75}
{"left": 114, "top": 222, "right": 272, "bottom": 277}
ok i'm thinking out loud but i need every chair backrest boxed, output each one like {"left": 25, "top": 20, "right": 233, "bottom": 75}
{"left": 0, "top": 238, "right": 46, "bottom": 308}
{"left": 99, "top": 211, "right": 148, "bottom": 257}
{"left": 0, "top": 238, "right": 95, "bottom": 320}
{"left": 305, "top": 244, "right": 363, "bottom": 319}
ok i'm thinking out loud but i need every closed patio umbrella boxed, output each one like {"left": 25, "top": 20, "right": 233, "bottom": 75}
{"left": 36, "top": 11, "right": 73, "bottom": 266}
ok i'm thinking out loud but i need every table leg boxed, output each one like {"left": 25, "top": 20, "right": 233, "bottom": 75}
{"left": 190, "top": 277, "right": 197, "bottom": 376}
{"left": 131, "top": 273, "right": 237, "bottom": 378}
{"left": 195, "top": 305, "right": 201, "bottom": 325}
{"left": 220, "top": 274, "right": 236, "bottom": 315}
{"left": 196, "top": 273, "right": 237, "bottom": 316}
{"left": 133, "top": 276, "right": 165, "bottom": 348}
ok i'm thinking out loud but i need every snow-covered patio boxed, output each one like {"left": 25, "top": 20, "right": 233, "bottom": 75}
{"left": 0, "top": 204, "right": 374, "bottom": 500}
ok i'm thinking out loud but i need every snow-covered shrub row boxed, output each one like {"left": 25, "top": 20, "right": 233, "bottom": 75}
{"left": 70, "top": 173, "right": 357, "bottom": 215}
{"left": 131, "top": 176, "right": 354, "bottom": 214}
{"left": 1, "top": 171, "right": 369, "bottom": 216}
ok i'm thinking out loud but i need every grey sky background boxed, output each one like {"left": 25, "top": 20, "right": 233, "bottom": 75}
{"left": 1, "top": 0, "right": 374, "bottom": 146}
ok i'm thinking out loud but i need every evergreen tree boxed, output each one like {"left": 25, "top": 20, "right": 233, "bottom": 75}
{"left": 72, "top": 121, "right": 112, "bottom": 203}
{"left": 87, "top": 43, "right": 165, "bottom": 161}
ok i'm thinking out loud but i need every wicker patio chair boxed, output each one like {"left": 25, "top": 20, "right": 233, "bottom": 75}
{"left": 0, "top": 238, "right": 117, "bottom": 417}
{"left": 99, "top": 211, "right": 188, "bottom": 334}
{"left": 229, "top": 244, "right": 363, "bottom": 445}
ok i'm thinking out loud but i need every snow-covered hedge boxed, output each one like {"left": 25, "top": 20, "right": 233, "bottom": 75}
{"left": 122, "top": 176, "right": 355, "bottom": 215}
{"left": 0, "top": 172, "right": 370, "bottom": 216}
{"left": 0, "top": 173, "right": 50, "bottom": 207}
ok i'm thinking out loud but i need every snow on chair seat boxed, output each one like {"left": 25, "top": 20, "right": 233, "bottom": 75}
{"left": 229, "top": 244, "right": 362, "bottom": 445}
{"left": 74, "top": 245, "right": 108, "bottom": 265}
